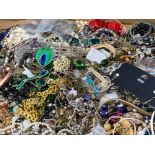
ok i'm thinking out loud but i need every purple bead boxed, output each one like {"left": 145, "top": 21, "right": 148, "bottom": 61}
{"left": 117, "top": 107, "right": 128, "bottom": 113}
{"left": 101, "top": 105, "right": 108, "bottom": 111}
{"left": 99, "top": 109, "right": 108, "bottom": 118}
{"left": 84, "top": 93, "right": 91, "bottom": 102}
{"left": 144, "top": 131, "right": 149, "bottom": 135}
{"left": 99, "top": 105, "right": 109, "bottom": 118}
{"left": 138, "top": 103, "right": 144, "bottom": 108}
{"left": 0, "top": 31, "right": 7, "bottom": 42}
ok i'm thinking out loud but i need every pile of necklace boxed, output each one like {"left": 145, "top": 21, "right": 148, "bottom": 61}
{"left": 0, "top": 19, "right": 155, "bottom": 135}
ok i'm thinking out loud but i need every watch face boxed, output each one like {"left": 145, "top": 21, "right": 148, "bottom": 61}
{"left": 110, "top": 63, "right": 155, "bottom": 106}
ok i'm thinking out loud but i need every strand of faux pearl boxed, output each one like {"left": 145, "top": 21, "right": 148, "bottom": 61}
{"left": 22, "top": 122, "right": 55, "bottom": 135}
{"left": 0, "top": 120, "right": 55, "bottom": 135}
{"left": 0, "top": 116, "right": 21, "bottom": 134}
{"left": 11, "top": 123, "right": 23, "bottom": 135}
{"left": 0, "top": 125, "right": 12, "bottom": 132}
{"left": 57, "top": 128, "right": 74, "bottom": 135}
{"left": 0, "top": 123, "right": 23, "bottom": 135}
{"left": 34, "top": 122, "right": 55, "bottom": 135}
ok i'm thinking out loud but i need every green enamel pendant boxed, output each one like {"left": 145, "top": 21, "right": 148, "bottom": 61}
{"left": 36, "top": 46, "right": 54, "bottom": 67}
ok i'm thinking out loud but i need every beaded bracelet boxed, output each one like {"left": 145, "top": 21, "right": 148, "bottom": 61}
{"left": 129, "top": 21, "right": 154, "bottom": 39}
{"left": 99, "top": 98, "right": 152, "bottom": 116}
{"left": 94, "top": 28, "right": 119, "bottom": 42}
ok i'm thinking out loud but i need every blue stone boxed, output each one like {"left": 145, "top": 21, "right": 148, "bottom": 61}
{"left": 99, "top": 109, "right": 108, "bottom": 118}
{"left": 117, "top": 107, "right": 128, "bottom": 113}
{"left": 90, "top": 107, "right": 95, "bottom": 112}
{"left": 99, "top": 105, "right": 108, "bottom": 118}
{"left": 138, "top": 103, "right": 144, "bottom": 108}
{"left": 93, "top": 86, "right": 101, "bottom": 96}
{"left": 0, "top": 31, "right": 7, "bottom": 42}
{"left": 101, "top": 105, "right": 108, "bottom": 111}
{"left": 89, "top": 38, "right": 100, "bottom": 45}
{"left": 144, "top": 130, "right": 149, "bottom": 135}
{"left": 40, "top": 53, "right": 46, "bottom": 66}
{"left": 86, "top": 76, "right": 94, "bottom": 86}
{"left": 40, "top": 70, "right": 48, "bottom": 76}
{"left": 84, "top": 93, "right": 91, "bottom": 102}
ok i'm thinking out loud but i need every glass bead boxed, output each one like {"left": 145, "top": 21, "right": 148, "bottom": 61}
{"left": 89, "top": 38, "right": 100, "bottom": 45}
{"left": 84, "top": 93, "right": 91, "bottom": 102}
{"left": 73, "top": 59, "right": 86, "bottom": 70}
{"left": 99, "top": 59, "right": 109, "bottom": 67}
{"left": 81, "top": 38, "right": 89, "bottom": 46}
{"left": 99, "top": 109, "right": 108, "bottom": 118}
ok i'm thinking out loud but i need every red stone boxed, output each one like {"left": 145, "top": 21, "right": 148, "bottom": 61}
{"left": 106, "top": 20, "right": 124, "bottom": 35}
{"left": 88, "top": 19, "right": 106, "bottom": 31}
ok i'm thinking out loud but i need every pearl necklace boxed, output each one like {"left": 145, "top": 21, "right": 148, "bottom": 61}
{"left": 22, "top": 122, "right": 55, "bottom": 135}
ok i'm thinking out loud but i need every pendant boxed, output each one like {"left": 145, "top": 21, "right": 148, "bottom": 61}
{"left": 36, "top": 46, "right": 54, "bottom": 67}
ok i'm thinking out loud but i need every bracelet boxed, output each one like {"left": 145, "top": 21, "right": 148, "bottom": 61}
{"left": 100, "top": 98, "right": 152, "bottom": 116}
{"left": 95, "top": 28, "right": 119, "bottom": 42}
{"left": 93, "top": 43, "right": 116, "bottom": 58}
{"left": 129, "top": 21, "right": 154, "bottom": 39}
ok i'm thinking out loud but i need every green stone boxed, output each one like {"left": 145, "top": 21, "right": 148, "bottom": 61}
{"left": 99, "top": 59, "right": 109, "bottom": 67}
{"left": 73, "top": 59, "right": 86, "bottom": 70}
{"left": 70, "top": 37, "right": 80, "bottom": 46}
{"left": 81, "top": 38, "right": 89, "bottom": 46}
{"left": 89, "top": 38, "right": 100, "bottom": 45}
{"left": 35, "top": 79, "right": 46, "bottom": 87}
{"left": 15, "top": 80, "right": 26, "bottom": 89}
{"left": 36, "top": 46, "right": 54, "bottom": 67}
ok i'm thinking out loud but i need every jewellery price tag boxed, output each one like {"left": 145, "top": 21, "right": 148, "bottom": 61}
{"left": 86, "top": 48, "right": 110, "bottom": 64}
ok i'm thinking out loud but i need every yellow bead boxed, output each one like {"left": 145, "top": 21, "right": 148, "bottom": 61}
{"left": 120, "top": 120, "right": 131, "bottom": 128}
{"left": 104, "top": 123, "right": 111, "bottom": 131}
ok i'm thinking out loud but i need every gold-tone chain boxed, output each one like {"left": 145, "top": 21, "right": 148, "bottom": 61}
{"left": 16, "top": 77, "right": 66, "bottom": 122}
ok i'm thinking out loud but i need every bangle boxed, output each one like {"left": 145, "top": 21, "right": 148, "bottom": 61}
{"left": 129, "top": 21, "right": 153, "bottom": 39}
{"left": 95, "top": 28, "right": 119, "bottom": 42}
{"left": 93, "top": 43, "right": 116, "bottom": 58}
